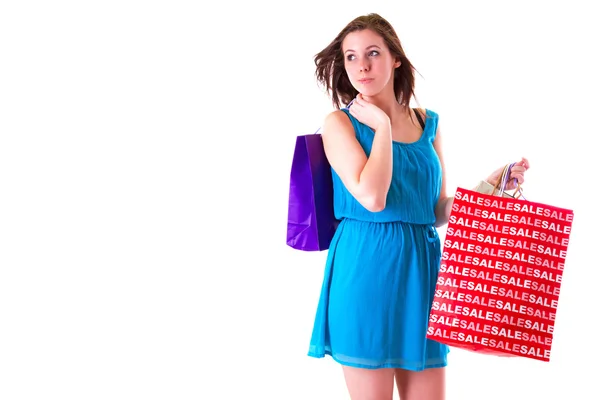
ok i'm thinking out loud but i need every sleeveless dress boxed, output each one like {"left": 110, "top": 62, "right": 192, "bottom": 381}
{"left": 307, "top": 108, "right": 450, "bottom": 371}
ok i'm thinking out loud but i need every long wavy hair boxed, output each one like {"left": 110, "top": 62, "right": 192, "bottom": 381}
{"left": 314, "top": 13, "right": 419, "bottom": 110}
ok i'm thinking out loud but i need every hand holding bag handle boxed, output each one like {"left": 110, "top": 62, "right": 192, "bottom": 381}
{"left": 494, "top": 162, "right": 525, "bottom": 199}
{"left": 474, "top": 162, "right": 525, "bottom": 199}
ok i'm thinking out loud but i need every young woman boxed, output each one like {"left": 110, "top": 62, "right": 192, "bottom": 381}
{"left": 306, "top": 13, "right": 529, "bottom": 400}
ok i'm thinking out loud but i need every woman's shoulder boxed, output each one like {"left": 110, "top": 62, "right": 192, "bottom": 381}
{"left": 323, "top": 109, "right": 353, "bottom": 132}
{"left": 413, "top": 107, "right": 439, "bottom": 120}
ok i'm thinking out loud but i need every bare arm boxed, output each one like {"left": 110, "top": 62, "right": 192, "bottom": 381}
{"left": 432, "top": 125, "right": 454, "bottom": 227}
{"left": 321, "top": 110, "right": 393, "bottom": 212}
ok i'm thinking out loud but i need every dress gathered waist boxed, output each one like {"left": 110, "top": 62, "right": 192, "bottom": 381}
{"left": 338, "top": 217, "right": 439, "bottom": 243}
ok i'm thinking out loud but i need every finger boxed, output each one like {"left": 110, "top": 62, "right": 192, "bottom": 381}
{"left": 510, "top": 166, "right": 526, "bottom": 175}
{"left": 509, "top": 168, "right": 524, "bottom": 177}
{"left": 357, "top": 93, "right": 371, "bottom": 105}
{"left": 516, "top": 157, "right": 530, "bottom": 170}
{"left": 353, "top": 102, "right": 365, "bottom": 112}
{"left": 510, "top": 173, "right": 524, "bottom": 184}
{"left": 505, "top": 181, "right": 518, "bottom": 190}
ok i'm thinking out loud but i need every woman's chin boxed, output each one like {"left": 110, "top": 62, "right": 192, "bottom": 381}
{"left": 356, "top": 88, "right": 381, "bottom": 98}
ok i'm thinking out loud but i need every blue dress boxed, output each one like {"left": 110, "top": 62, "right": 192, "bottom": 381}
{"left": 307, "top": 108, "right": 450, "bottom": 371}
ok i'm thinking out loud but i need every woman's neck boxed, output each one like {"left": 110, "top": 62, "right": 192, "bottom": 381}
{"left": 362, "top": 92, "right": 408, "bottom": 123}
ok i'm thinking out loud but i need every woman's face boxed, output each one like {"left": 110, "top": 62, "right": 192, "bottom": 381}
{"left": 341, "top": 29, "right": 400, "bottom": 97}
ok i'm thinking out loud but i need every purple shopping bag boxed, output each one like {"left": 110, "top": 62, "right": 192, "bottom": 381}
{"left": 286, "top": 133, "right": 340, "bottom": 251}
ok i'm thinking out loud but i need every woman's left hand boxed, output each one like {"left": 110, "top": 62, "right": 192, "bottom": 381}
{"left": 486, "top": 157, "right": 530, "bottom": 191}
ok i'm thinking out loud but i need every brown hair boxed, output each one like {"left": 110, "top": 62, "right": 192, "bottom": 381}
{"left": 314, "top": 13, "right": 419, "bottom": 110}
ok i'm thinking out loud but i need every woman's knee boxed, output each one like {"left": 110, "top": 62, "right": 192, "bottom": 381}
{"left": 395, "top": 367, "right": 446, "bottom": 400}
{"left": 342, "top": 365, "right": 396, "bottom": 400}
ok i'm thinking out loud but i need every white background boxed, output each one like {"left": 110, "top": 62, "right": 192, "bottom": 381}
{"left": 1, "top": 1, "right": 597, "bottom": 399}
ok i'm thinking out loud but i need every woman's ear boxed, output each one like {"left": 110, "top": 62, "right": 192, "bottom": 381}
{"left": 394, "top": 59, "right": 401, "bottom": 68}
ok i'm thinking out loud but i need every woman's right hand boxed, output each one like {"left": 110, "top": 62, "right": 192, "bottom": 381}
{"left": 348, "top": 94, "right": 390, "bottom": 131}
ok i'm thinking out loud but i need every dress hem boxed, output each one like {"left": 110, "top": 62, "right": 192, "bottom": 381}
{"left": 307, "top": 350, "right": 448, "bottom": 372}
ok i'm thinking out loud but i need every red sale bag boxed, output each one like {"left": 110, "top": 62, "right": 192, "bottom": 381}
{"left": 427, "top": 164, "right": 574, "bottom": 362}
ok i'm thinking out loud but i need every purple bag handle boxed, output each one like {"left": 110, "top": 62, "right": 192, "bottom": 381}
{"left": 499, "top": 162, "right": 515, "bottom": 193}
{"left": 500, "top": 162, "right": 526, "bottom": 200}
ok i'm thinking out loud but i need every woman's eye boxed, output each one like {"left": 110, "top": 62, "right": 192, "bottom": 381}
{"left": 346, "top": 51, "right": 378, "bottom": 61}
